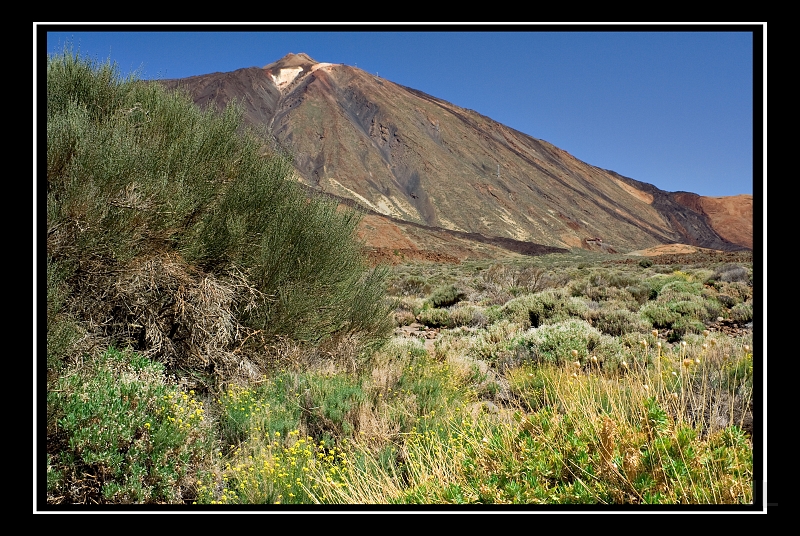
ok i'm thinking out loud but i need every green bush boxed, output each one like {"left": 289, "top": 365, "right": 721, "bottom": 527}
{"left": 625, "top": 284, "right": 652, "bottom": 304}
{"left": 507, "top": 365, "right": 560, "bottom": 412}
{"left": 469, "top": 319, "right": 521, "bottom": 364}
{"left": 730, "top": 302, "right": 753, "bottom": 324}
{"left": 592, "top": 306, "right": 653, "bottom": 337}
{"left": 448, "top": 304, "right": 488, "bottom": 328}
{"left": 668, "top": 317, "right": 706, "bottom": 342}
{"left": 428, "top": 284, "right": 466, "bottom": 308}
{"left": 417, "top": 307, "right": 453, "bottom": 328}
{"left": 644, "top": 273, "right": 695, "bottom": 300}
{"left": 501, "top": 289, "right": 589, "bottom": 328}
{"left": 512, "top": 319, "right": 623, "bottom": 369}
{"left": 46, "top": 348, "right": 215, "bottom": 503}
{"left": 46, "top": 258, "right": 82, "bottom": 375}
{"left": 46, "top": 47, "right": 392, "bottom": 349}
{"left": 656, "top": 280, "right": 704, "bottom": 302}
{"left": 639, "top": 258, "right": 653, "bottom": 268}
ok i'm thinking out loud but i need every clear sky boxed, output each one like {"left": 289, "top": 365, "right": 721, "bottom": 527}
{"left": 40, "top": 23, "right": 762, "bottom": 198}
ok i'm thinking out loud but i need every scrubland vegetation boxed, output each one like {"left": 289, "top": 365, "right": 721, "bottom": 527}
{"left": 43, "top": 49, "right": 756, "bottom": 508}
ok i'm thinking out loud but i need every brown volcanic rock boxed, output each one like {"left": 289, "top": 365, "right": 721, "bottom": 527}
{"left": 670, "top": 192, "right": 753, "bottom": 250}
{"left": 696, "top": 194, "right": 753, "bottom": 250}
{"left": 160, "top": 53, "right": 753, "bottom": 254}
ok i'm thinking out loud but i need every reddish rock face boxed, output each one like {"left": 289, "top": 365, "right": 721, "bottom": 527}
{"left": 161, "top": 53, "right": 753, "bottom": 258}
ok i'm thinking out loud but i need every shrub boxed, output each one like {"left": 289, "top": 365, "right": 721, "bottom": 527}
{"left": 46, "top": 258, "right": 82, "bottom": 375}
{"left": 668, "top": 316, "right": 706, "bottom": 342}
{"left": 640, "top": 302, "right": 681, "bottom": 329}
{"left": 46, "top": 47, "right": 393, "bottom": 354}
{"left": 387, "top": 274, "right": 430, "bottom": 297}
{"left": 656, "top": 280, "right": 704, "bottom": 302}
{"left": 639, "top": 258, "right": 653, "bottom": 268}
{"left": 507, "top": 365, "right": 560, "bottom": 412}
{"left": 469, "top": 320, "right": 521, "bottom": 364}
{"left": 448, "top": 303, "right": 488, "bottom": 328}
{"left": 730, "top": 302, "right": 753, "bottom": 324}
{"left": 717, "top": 281, "right": 752, "bottom": 303}
{"left": 516, "top": 319, "right": 624, "bottom": 369}
{"left": 644, "top": 273, "right": 694, "bottom": 299}
{"left": 625, "top": 284, "right": 652, "bottom": 304}
{"left": 393, "top": 309, "right": 417, "bottom": 326}
{"left": 46, "top": 348, "right": 216, "bottom": 504}
{"left": 713, "top": 264, "right": 750, "bottom": 284}
{"left": 592, "top": 307, "right": 653, "bottom": 337}
{"left": 428, "top": 284, "right": 466, "bottom": 308}
{"left": 417, "top": 307, "right": 452, "bottom": 328}
{"left": 501, "top": 289, "right": 588, "bottom": 328}
{"left": 716, "top": 294, "right": 738, "bottom": 308}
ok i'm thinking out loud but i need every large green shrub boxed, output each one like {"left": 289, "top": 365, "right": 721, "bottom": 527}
{"left": 46, "top": 47, "right": 392, "bottom": 351}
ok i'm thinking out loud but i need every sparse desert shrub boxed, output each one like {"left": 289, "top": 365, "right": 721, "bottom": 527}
{"left": 713, "top": 263, "right": 751, "bottom": 284}
{"left": 668, "top": 316, "right": 707, "bottom": 342}
{"left": 701, "top": 297, "right": 723, "bottom": 321}
{"left": 644, "top": 273, "right": 695, "bottom": 299}
{"left": 388, "top": 273, "right": 430, "bottom": 297}
{"left": 393, "top": 309, "right": 417, "bottom": 326}
{"left": 605, "top": 269, "right": 639, "bottom": 289}
{"left": 671, "top": 299, "right": 706, "bottom": 319}
{"left": 640, "top": 302, "right": 682, "bottom": 329}
{"left": 483, "top": 305, "right": 505, "bottom": 324}
{"left": 656, "top": 280, "right": 704, "bottom": 301}
{"left": 500, "top": 289, "right": 588, "bottom": 328}
{"left": 717, "top": 281, "right": 752, "bottom": 303}
{"left": 716, "top": 293, "right": 739, "bottom": 308}
{"left": 469, "top": 319, "right": 521, "bottom": 364}
{"left": 570, "top": 270, "right": 641, "bottom": 302}
{"left": 396, "top": 296, "right": 426, "bottom": 316}
{"left": 428, "top": 284, "right": 466, "bottom": 308}
{"left": 417, "top": 307, "right": 452, "bottom": 329}
{"left": 625, "top": 284, "right": 652, "bottom": 304}
{"left": 639, "top": 258, "right": 653, "bottom": 268}
{"left": 592, "top": 306, "right": 653, "bottom": 337}
{"left": 46, "top": 257, "right": 83, "bottom": 375}
{"left": 730, "top": 302, "right": 753, "bottom": 324}
{"left": 448, "top": 303, "right": 488, "bottom": 328}
{"left": 481, "top": 263, "right": 555, "bottom": 294}
{"left": 517, "top": 319, "right": 624, "bottom": 369}
{"left": 568, "top": 278, "right": 591, "bottom": 298}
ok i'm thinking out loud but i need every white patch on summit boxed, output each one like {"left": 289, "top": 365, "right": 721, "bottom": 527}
{"left": 271, "top": 63, "right": 335, "bottom": 92}
{"left": 271, "top": 67, "right": 304, "bottom": 90}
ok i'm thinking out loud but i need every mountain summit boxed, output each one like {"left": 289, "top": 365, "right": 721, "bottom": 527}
{"left": 161, "top": 55, "right": 752, "bottom": 255}
{"left": 262, "top": 53, "right": 334, "bottom": 92}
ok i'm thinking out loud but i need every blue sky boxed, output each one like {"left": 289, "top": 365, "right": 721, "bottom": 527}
{"left": 40, "top": 24, "right": 762, "bottom": 198}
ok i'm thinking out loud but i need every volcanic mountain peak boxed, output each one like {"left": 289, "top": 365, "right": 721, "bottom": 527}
{"left": 262, "top": 53, "right": 336, "bottom": 91}
{"left": 263, "top": 52, "right": 318, "bottom": 70}
{"left": 162, "top": 54, "right": 753, "bottom": 255}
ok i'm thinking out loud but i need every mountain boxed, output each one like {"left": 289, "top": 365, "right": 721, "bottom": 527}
{"left": 160, "top": 53, "right": 753, "bottom": 259}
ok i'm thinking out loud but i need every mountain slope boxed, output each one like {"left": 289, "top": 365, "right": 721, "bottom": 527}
{"left": 161, "top": 53, "right": 752, "bottom": 254}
